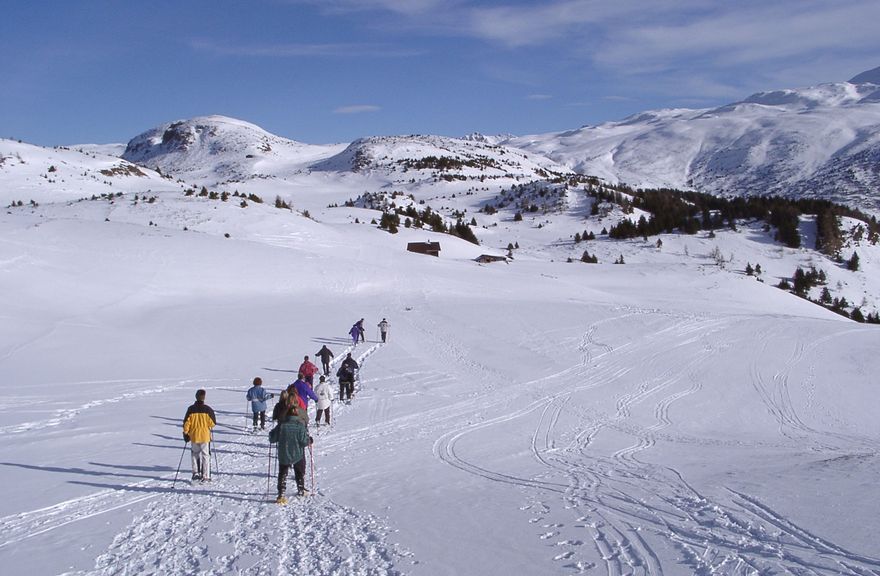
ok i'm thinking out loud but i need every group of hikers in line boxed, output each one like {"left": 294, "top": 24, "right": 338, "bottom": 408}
{"left": 182, "top": 319, "right": 385, "bottom": 502}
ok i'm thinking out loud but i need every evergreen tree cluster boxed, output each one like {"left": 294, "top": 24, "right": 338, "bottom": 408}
{"left": 573, "top": 230, "right": 596, "bottom": 243}
{"left": 580, "top": 250, "right": 598, "bottom": 263}
{"left": 486, "top": 181, "right": 569, "bottom": 215}
{"left": 595, "top": 187, "right": 878, "bottom": 250}
{"left": 399, "top": 155, "right": 501, "bottom": 172}
{"left": 776, "top": 265, "right": 879, "bottom": 323}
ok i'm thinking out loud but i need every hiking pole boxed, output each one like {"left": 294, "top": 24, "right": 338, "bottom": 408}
{"left": 245, "top": 400, "right": 250, "bottom": 432}
{"left": 309, "top": 442, "right": 315, "bottom": 494}
{"left": 172, "top": 440, "right": 188, "bottom": 489}
{"left": 210, "top": 430, "right": 220, "bottom": 478}
{"left": 266, "top": 439, "right": 272, "bottom": 496}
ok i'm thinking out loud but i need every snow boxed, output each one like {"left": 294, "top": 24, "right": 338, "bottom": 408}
{"left": 2, "top": 111, "right": 880, "bottom": 575}
{"left": 506, "top": 78, "right": 880, "bottom": 216}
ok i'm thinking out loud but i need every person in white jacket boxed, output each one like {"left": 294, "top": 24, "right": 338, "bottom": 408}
{"left": 313, "top": 375, "right": 333, "bottom": 426}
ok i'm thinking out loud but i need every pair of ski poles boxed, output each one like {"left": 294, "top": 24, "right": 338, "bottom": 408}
{"left": 172, "top": 431, "right": 220, "bottom": 488}
{"left": 266, "top": 438, "right": 315, "bottom": 495}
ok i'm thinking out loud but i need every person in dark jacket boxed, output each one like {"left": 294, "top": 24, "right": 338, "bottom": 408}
{"left": 273, "top": 389, "right": 309, "bottom": 426}
{"left": 315, "top": 345, "right": 334, "bottom": 376}
{"left": 183, "top": 389, "right": 216, "bottom": 482}
{"left": 336, "top": 353, "right": 359, "bottom": 402}
{"left": 271, "top": 405, "right": 312, "bottom": 503}
{"left": 272, "top": 390, "right": 290, "bottom": 422}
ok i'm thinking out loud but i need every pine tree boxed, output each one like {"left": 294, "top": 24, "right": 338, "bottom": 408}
{"left": 847, "top": 251, "right": 860, "bottom": 271}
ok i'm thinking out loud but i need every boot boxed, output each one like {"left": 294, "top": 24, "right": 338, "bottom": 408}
{"left": 275, "top": 494, "right": 288, "bottom": 505}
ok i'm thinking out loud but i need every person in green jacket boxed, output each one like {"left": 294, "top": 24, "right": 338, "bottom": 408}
{"left": 271, "top": 404, "right": 312, "bottom": 503}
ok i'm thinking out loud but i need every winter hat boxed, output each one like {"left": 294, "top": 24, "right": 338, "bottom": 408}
{"left": 319, "top": 375, "right": 326, "bottom": 382}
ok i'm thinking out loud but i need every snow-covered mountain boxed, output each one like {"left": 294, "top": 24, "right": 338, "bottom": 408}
{"left": 312, "top": 134, "right": 569, "bottom": 181}
{"left": 121, "top": 115, "right": 346, "bottom": 186}
{"left": 507, "top": 68, "right": 880, "bottom": 215}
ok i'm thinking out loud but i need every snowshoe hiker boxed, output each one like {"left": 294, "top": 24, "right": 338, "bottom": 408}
{"left": 314, "top": 375, "right": 332, "bottom": 426}
{"left": 315, "top": 345, "right": 334, "bottom": 376}
{"left": 270, "top": 404, "right": 312, "bottom": 502}
{"left": 356, "top": 318, "right": 366, "bottom": 342}
{"left": 183, "top": 389, "right": 216, "bottom": 482}
{"left": 246, "top": 377, "right": 274, "bottom": 431}
{"left": 336, "top": 353, "right": 359, "bottom": 402}
{"left": 377, "top": 318, "right": 389, "bottom": 343}
{"left": 272, "top": 390, "right": 290, "bottom": 422}
{"left": 287, "top": 373, "right": 318, "bottom": 421}
{"left": 349, "top": 323, "right": 360, "bottom": 346}
{"left": 298, "top": 355, "right": 319, "bottom": 385}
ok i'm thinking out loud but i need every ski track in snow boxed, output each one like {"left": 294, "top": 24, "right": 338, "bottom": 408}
{"left": 429, "top": 309, "right": 880, "bottom": 575}
{"left": 4, "top": 305, "right": 878, "bottom": 574}
{"left": 0, "top": 378, "right": 229, "bottom": 436}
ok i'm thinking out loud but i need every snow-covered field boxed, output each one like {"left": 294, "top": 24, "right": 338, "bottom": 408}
{"left": 2, "top": 178, "right": 879, "bottom": 575}
{"left": 3, "top": 105, "right": 880, "bottom": 575}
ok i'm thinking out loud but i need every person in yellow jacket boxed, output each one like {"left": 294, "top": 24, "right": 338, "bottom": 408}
{"left": 183, "top": 389, "right": 217, "bottom": 482}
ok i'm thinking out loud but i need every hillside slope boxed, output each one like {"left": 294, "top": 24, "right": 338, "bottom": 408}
{"left": 507, "top": 69, "right": 880, "bottom": 215}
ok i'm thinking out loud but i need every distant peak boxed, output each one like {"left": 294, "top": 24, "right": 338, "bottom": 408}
{"left": 849, "top": 65, "right": 880, "bottom": 85}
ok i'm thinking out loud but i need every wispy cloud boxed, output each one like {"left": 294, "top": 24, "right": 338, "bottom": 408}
{"left": 333, "top": 105, "right": 381, "bottom": 114}
{"left": 190, "top": 39, "right": 418, "bottom": 58}
{"left": 452, "top": 0, "right": 880, "bottom": 100}
{"left": 596, "top": 1, "right": 880, "bottom": 70}
{"left": 526, "top": 94, "right": 553, "bottom": 101}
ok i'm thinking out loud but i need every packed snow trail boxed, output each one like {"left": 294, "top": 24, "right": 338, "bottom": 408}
{"left": 0, "top": 343, "right": 414, "bottom": 576}
{"left": 71, "top": 427, "right": 412, "bottom": 576}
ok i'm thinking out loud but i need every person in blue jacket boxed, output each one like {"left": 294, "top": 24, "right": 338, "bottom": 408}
{"left": 246, "top": 377, "right": 274, "bottom": 431}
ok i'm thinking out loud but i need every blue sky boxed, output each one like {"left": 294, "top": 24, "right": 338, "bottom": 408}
{"left": 2, "top": 0, "right": 879, "bottom": 146}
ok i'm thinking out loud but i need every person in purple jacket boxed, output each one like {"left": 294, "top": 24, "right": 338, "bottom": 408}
{"left": 348, "top": 323, "right": 360, "bottom": 346}
{"left": 286, "top": 372, "right": 319, "bottom": 414}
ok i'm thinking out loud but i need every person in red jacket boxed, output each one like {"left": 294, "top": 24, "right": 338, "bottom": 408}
{"left": 298, "top": 355, "right": 319, "bottom": 385}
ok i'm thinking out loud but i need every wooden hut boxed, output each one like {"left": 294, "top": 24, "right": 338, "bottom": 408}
{"left": 407, "top": 241, "right": 441, "bottom": 257}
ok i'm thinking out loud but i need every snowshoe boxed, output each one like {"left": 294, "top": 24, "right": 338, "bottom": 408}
{"left": 275, "top": 495, "right": 288, "bottom": 505}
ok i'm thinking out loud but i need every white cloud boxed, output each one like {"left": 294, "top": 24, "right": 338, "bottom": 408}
{"left": 333, "top": 105, "right": 381, "bottom": 114}
{"left": 526, "top": 94, "right": 553, "bottom": 101}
